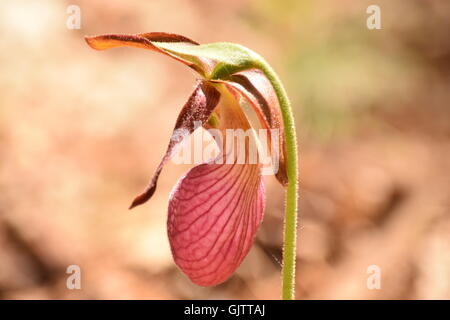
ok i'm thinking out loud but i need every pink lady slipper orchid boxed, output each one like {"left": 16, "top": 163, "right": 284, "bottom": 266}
{"left": 85, "top": 32, "right": 298, "bottom": 294}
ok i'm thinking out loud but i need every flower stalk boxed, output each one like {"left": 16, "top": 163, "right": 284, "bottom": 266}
{"left": 212, "top": 56, "right": 299, "bottom": 300}
{"left": 260, "top": 63, "right": 298, "bottom": 300}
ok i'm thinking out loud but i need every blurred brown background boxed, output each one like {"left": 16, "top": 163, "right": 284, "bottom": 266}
{"left": 0, "top": 0, "right": 449, "bottom": 299}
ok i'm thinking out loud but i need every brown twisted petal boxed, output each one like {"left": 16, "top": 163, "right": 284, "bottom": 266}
{"left": 129, "top": 81, "right": 220, "bottom": 209}
{"left": 214, "top": 69, "right": 288, "bottom": 186}
{"left": 84, "top": 32, "right": 214, "bottom": 76}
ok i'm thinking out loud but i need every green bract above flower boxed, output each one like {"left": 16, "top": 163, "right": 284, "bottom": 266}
{"left": 85, "top": 32, "right": 288, "bottom": 286}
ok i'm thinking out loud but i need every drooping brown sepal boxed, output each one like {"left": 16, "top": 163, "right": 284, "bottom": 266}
{"left": 129, "top": 81, "right": 220, "bottom": 209}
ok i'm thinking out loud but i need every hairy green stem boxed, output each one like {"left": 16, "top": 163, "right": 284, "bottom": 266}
{"left": 259, "top": 62, "right": 299, "bottom": 300}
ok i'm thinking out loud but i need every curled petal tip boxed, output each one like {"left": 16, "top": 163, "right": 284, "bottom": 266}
{"left": 84, "top": 35, "right": 108, "bottom": 50}
{"left": 129, "top": 190, "right": 155, "bottom": 210}
{"left": 84, "top": 35, "right": 95, "bottom": 49}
